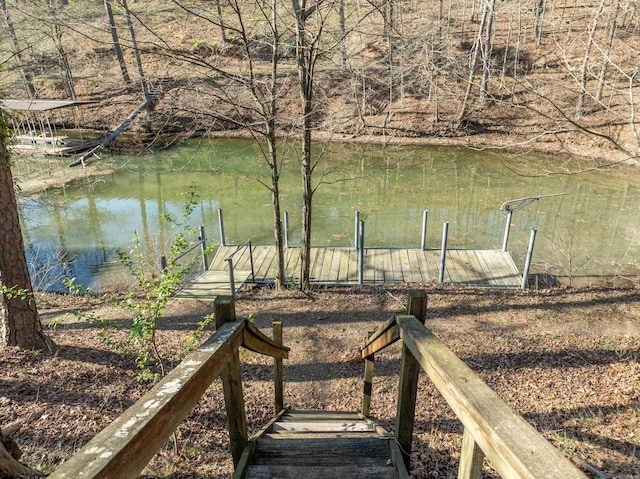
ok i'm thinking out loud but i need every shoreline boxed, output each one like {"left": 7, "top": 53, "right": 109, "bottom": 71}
{"left": 12, "top": 128, "right": 639, "bottom": 197}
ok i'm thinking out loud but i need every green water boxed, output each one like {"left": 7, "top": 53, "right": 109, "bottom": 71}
{"left": 18, "top": 138, "right": 640, "bottom": 290}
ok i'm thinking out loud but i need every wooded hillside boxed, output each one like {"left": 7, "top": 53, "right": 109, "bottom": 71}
{"left": 0, "top": 0, "right": 638, "bottom": 159}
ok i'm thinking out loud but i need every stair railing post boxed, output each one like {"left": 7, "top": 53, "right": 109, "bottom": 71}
{"left": 214, "top": 296, "right": 247, "bottom": 467}
{"left": 273, "top": 321, "right": 284, "bottom": 413}
{"left": 395, "top": 290, "right": 427, "bottom": 470}
{"left": 420, "top": 210, "right": 428, "bottom": 250}
{"left": 358, "top": 219, "right": 365, "bottom": 285}
{"left": 354, "top": 210, "right": 360, "bottom": 249}
{"left": 502, "top": 210, "right": 513, "bottom": 252}
{"left": 458, "top": 426, "right": 484, "bottom": 479}
{"left": 439, "top": 222, "right": 449, "bottom": 284}
{"left": 521, "top": 228, "right": 537, "bottom": 290}
{"left": 362, "top": 350, "right": 374, "bottom": 417}
{"left": 218, "top": 208, "right": 226, "bottom": 246}
{"left": 284, "top": 211, "right": 289, "bottom": 249}
{"left": 199, "top": 225, "right": 209, "bottom": 271}
{"left": 248, "top": 240, "right": 255, "bottom": 282}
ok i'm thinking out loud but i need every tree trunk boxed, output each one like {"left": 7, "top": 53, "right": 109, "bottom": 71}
{"left": 121, "top": 0, "right": 149, "bottom": 100}
{"left": 215, "top": 0, "right": 228, "bottom": 43}
{"left": 293, "top": 0, "right": 315, "bottom": 290}
{"left": 1, "top": 0, "right": 36, "bottom": 98}
{"left": 50, "top": 12, "right": 76, "bottom": 100}
{"left": 595, "top": 1, "right": 619, "bottom": 103}
{"left": 479, "top": 0, "right": 496, "bottom": 104}
{"left": 576, "top": 0, "right": 604, "bottom": 119}
{"left": 457, "top": 0, "right": 489, "bottom": 121}
{"left": 267, "top": 0, "right": 285, "bottom": 291}
{"left": 0, "top": 114, "right": 49, "bottom": 351}
{"left": 1, "top": 412, "right": 45, "bottom": 477}
{"left": 534, "top": 0, "right": 546, "bottom": 45}
{"left": 104, "top": 0, "right": 132, "bottom": 92}
{"left": 338, "top": 0, "right": 347, "bottom": 69}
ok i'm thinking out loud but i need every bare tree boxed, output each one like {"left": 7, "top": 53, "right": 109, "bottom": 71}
{"left": 119, "top": 0, "right": 149, "bottom": 99}
{"left": 291, "top": 0, "right": 324, "bottom": 290}
{"left": 104, "top": 0, "right": 133, "bottom": 92}
{"left": 162, "top": 0, "right": 288, "bottom": 289}
{"left": 0, "top": 0, "right": 36, "bottom": 98}
{"left": 575, "top": 0, "right": 604, "bottom": 119}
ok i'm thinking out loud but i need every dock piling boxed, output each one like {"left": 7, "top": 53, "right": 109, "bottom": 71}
{"left": 521, "top": 228, "right": 537, "bottom": 289}
{"left": 421, "top": 210, "right": 428, "bottom": 250}
{"left": 439, "top": 222, "right": 449, "bottom": 284}
{"left": 502, "top": 210, "right": 513, "bottom": 251}
{"left": 199, "top": 225, "right": 209, "bottom": 271}
{"left": 354, "top": 210, "right": 360, "bottom": 249}
{"left": 226, "top": 257, "right": 236, "bottom": 298}
{"left": 358, "top": 220, "right": 365, "bottom": 285}
{"left": 284, "top": 211, "right": 289, "bottom": 249}
{"left": 218, "top": 208, "right": 226, "bottom": 247}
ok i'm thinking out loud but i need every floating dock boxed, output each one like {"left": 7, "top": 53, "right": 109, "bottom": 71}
{"left": 176, "top": 245, "right": 522, "bottom": 300}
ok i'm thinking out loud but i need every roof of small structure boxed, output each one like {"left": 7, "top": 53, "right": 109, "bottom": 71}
{"left": 0, "top": 99, "right": 98, "bottom": 112}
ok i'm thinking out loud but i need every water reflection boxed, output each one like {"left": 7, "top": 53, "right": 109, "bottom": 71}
{"left": 18, "top": 138, "right": 640, "bottom": 291}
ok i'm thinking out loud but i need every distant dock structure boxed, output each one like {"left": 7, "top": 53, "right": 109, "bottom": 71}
{"left": 1, "top": 99, "right": 101, "bottom": 156}
{"left": 176, "top": 207, "right": 539, "bottom": 301}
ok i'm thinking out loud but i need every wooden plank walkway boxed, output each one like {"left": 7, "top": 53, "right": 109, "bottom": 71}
{"left": 224, "top": 245, "right": 520, "bottom": 287}
{"left": 176, "top": 245, "right": 522, "bottom": 300}
{"left": 176, "top": 269, "right": 252, "bottom": 300}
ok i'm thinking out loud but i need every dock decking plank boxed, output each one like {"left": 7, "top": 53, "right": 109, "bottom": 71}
{"left": 183, "top": 244, "right": 523, "bottom": 298}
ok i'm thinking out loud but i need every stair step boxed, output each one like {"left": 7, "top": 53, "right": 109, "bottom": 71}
{"left": 272, "top": 421, "right": 375, "bottom": 432}
{"left": 253, "top": 437, "right": 391, "bottom": 467}
{"left": 245, "top": 464, "right": 396, "bottom": 479}
{"left": 263, "top": 431, "right": 381, "bottom": 440}
{"left": 280, "top": 410, "right": 365, "bottom": 420}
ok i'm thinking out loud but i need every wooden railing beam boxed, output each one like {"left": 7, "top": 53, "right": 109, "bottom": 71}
{"left": 361, "top": 324, "right": 399, "bottom": 358}
{"left": 242, "top": 321, "right": 290, "bottom": 359}
{"left": 396, "top": 316, "right": 588, "bottom": 479}
{"left": 395, "top": 290, "right": 427, "bottom": 470}
{"left": 216, "top": 296, "right": 248, "bottom": 467}
{"left": 48, "top": 320, "right": 245, "bottom": 479}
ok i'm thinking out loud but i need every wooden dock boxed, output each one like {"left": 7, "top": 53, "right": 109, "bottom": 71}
{"left": 176, "top": 245, "right": 522, "bottom": 300}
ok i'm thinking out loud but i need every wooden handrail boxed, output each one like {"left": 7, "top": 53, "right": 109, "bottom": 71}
{"left": 396, "top": 315, "right": 587, "bottom": 479}
{"left": 49, "top": 319, "right": 245, "bottom": 479}
{"left": 49, "top": 297, "right": 289, "bottom": 479}
{"left": 243, "top": 321, "right": 290, "bottom": 358}
{"left": 361, "top": 315, "right": 399, "bottom": 358}
{"left": 360, "top": 291, "right": 587, "bottom": 479}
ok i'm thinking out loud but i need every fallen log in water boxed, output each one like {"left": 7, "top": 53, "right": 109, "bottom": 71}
{"left": 69, "top": 96, "right": 154, "bottom": 167}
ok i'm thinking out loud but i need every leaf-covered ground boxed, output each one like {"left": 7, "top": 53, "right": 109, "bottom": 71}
{"left": 1, "top": 285, "right": 638, "bottom": 478}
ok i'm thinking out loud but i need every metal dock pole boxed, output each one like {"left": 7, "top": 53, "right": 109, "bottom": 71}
{"left": 421, "top": 210, "right": 428, "bottom": 250}
{"left": 226, "top": 257, "right": 236, "bottom": 298}
{"left": 502, "top": 210, "right": 513, "bottom": 251}
{"left": 521, "top": 228, "right": 537, "bottom": 289}
{"left": 284, "top": 211, "right": 289, "bottom": 249}
{"left": 439, "top": 222, "right": 449, "bottom": 284}
{"left": 218, "top": 208, "right": 226, "bottom": 247}
{"left": 354, "top": 210, "right": 360, "bottom": 249}
{"left": 358, "top": 220, "right": 365, "bottom": 285}
{"left": 199, "top": 225, "right": 209, "bottom": 271}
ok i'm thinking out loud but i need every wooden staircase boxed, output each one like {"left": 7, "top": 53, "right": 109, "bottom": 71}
{"left": 238, "top": 410, "right": 408, "bottom": 479}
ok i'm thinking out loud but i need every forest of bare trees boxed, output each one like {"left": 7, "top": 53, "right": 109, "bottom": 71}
{"left": 0, "top": 0, "right": 637, "bottom": 151}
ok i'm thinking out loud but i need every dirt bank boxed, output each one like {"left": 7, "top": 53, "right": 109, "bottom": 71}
{"left": 1, "top": 285, "right": 638, "bottom": 478}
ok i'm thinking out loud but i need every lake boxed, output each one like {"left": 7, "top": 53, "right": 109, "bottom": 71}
{"left": 17, "top": 138, "right": 640, "bottom": 291}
